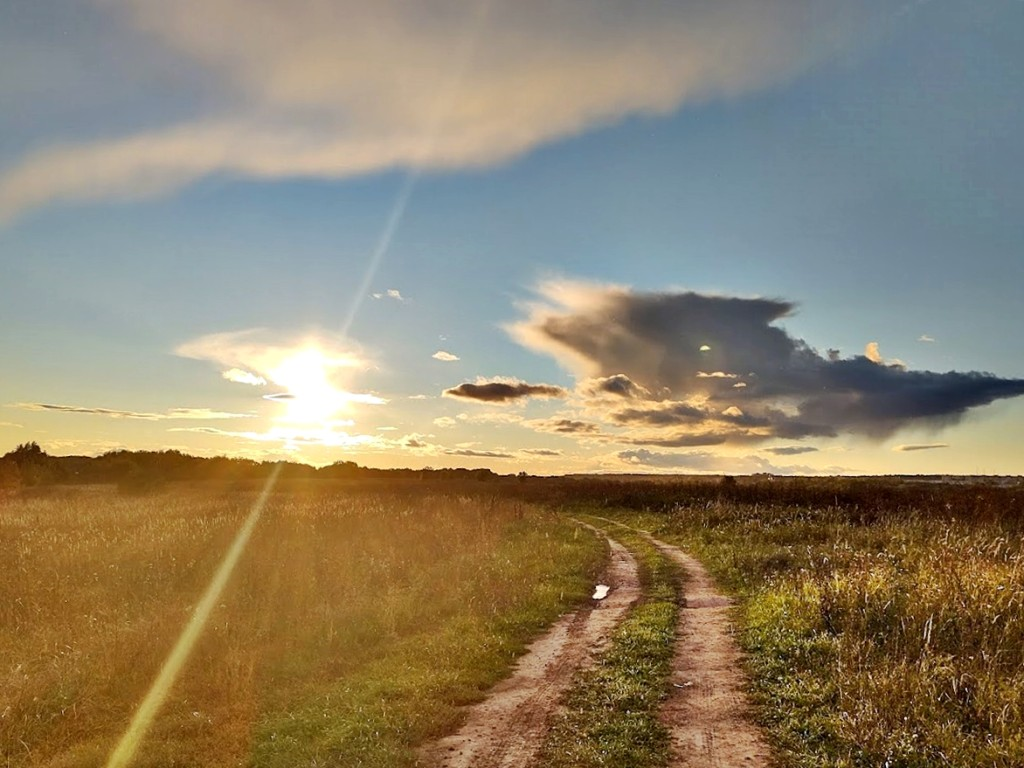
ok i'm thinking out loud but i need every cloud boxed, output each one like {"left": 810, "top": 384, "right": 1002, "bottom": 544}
{"left": 177, "top": 328, "right": 385, "bottom": 422}
{"left": 443, "top": 377, "right": 567, "bottom": 403}
{"left": 918, "top": 335, "right": 936, "bottom": 343}
{"left": 524, "top": 418, "right": 601, "bottom": 435}
{"left": 373, "top": 289, "right": 405, "bottom": 301}
{"left": 578, "top": 374, "right": 652, "bottom": 400}
{"left": 509, "top": 279, "right": 1024, "bottom": 442}
{"left": 521, "top": 448, "right": 563, "bottom": 457}
{"left": 432, "top": 416, "right": 457, "bottom": 428}
{"left": 432, "top": 350, "right": 460, "bottom": 362}
{"left": 444, "top": 448, "right": 514, "bottom": 459}
{"left": 222, "top": 368, "right": 268, "bottom": 386}
{"left": 11, "top": 402, "right": 252, "bottom": 420}
{"left": 0, "top": 1, "right": 890, "bottom": 220}
{"left": 762, "top": 445, "right": 819, "bottom": 456}
{"left": 617, "top": 448, "right": 816, "bottom": 475}
{"left": 170, "top": 424, "right": 380, "bottom": 448}
{"left": 893, "top": 443, "right": 949, "bottom": 452}
{"left": 864, "top": 341, "right": 883, "bottom": 363}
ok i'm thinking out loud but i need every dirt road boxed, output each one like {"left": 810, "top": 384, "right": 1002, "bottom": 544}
{"left": 646, "top": 534, "right": 771, "bottom": 767}
{"left": 416, "top": 532, "right": 641, "bottom": 768}
{"left": 418, "top": 519, "right": 770, "bottom": 767}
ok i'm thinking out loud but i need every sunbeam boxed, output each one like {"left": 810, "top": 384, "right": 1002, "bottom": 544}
{"left": 105, "top": 465, "right": 283, "bottom": 768}
{"left": 339, "top": 0, "right": 492, "bottom": 338}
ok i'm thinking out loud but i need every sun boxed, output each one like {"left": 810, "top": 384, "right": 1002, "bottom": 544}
{"left": 265, "top": 347, "right": 384, "bottom": 425}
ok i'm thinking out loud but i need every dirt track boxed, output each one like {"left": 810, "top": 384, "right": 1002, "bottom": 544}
{"left": 646, "top": 534, "right": 771, "bottom": 767}
{"left": 416, "top": 532, "right": 641, "bottom": 767}
{"left": 417, "top": 520, "right": 770, "bottom": 767}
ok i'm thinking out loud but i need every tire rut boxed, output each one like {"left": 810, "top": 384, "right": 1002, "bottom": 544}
{"left": 599, "top": 519, "right": 770, "bottom": 768}
{"left": 415, "top": 529, "right": 641, "bottom": 768}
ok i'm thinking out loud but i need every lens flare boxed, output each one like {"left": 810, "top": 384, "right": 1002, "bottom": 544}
{"left": 105, "top": 465, "right": 282, "bottom": 768}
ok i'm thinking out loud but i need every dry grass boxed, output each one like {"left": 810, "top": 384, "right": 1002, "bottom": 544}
{"left": 0, "top": 484, "right": 603, "bottom": 767}
{"left": 610, "top": 501, "right": 1024, "bottom": 767}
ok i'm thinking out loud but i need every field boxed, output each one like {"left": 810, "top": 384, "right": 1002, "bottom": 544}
{"left": 3, "top": 475, "right": 1023, "bottom": 767}
{"left": 0, "top": 482, "right": 603, "bottom": 767}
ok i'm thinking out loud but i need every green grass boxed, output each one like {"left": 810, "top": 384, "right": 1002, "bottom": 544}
{"left": 536, "top": 514, "right": 680, "bottom": 768}
{"left": 600, "top": 502, "right": 1024, "bottom": 768}
{"left": 0, "top": 486, "right": 605, "bottom": 767}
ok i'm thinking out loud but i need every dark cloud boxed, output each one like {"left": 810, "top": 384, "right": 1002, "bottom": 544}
{"left": 893, "top": 443, "right": 949, "bottom": 452}
{"left": 611, "top": 403, "right": 705, "bottom": 426}
{"left": 510, "top": 281, "right": 1024, "bottom": 442}
{"left": 444, "top": 448, "right": 514, "bottom": 459}
{"left": 521, "top": 448, "right": 563, "bottom": 457}
{"left": 580, "top": 374, "right": 652, "bottom": 399}
{"left": 263, "top": 392, "right": 296, "bottom": 402}
{"left": 622, "top": 433, "right": 730, "bottom": 448}
{"left": 526, "top": 418, "right": 601, "bottom": 435}
{"left": 443, "top": 379, "right": 567, "bottom": 403}
{"left": 762, "top": 446, "right": 820, "bottom": 456}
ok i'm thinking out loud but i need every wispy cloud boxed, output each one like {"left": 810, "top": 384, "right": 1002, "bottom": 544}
{"left": 0, "top": 1, "right": 890, "bottom": 220}
{"left": 762, "top": 445, "right": 820, "bottom": 456}
{"left": 618, "top": 448, "right": 819, "bottom": 475}
{"left": 222, "top": 368, "right": 267, "bottom": 386}
{"left": 169, "top": 424, "right": 381, "bottom": 449}
{"left": 432, "top": 350, "right": 460, "bottom": 362}
{"left": 372, "top": 289, "right": 405, "bottom": 301}
{"left": 893, "top": 443, "right": 949, "bottom": 452}
{"left": 443, "top": 377, "right": 567, "bottom": 403}
{"left": 918, "top": 335, "right": 936, "bottom": 343}
{"left": 10, "top": 403, "right": 252, "bottom": 420}
{"left": 444, "top": 448, "right": 514, "bottom": 459}
{"left": 524, "top": 418, "right": 601, "bottom": 435}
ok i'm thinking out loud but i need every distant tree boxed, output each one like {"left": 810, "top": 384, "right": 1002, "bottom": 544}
{"left": 4, "top": 441, "right": 46, "bottom": 463}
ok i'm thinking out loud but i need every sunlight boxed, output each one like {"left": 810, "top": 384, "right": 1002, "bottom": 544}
{"left": 265, "top": 347, "right": 384, "bottom": 425}
{"left": 105, "top": 465, "right": 283, "bottom": 768}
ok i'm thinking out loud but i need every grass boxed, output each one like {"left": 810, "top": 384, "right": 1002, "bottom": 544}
{"left": 601, "top": 498, "right": 1024, "bottom": 768}
{"left": 536, "top": 514, "right": 680, "bottom": 768}
{"left": 0, "top": 484, "right": 604, "bottom": 767}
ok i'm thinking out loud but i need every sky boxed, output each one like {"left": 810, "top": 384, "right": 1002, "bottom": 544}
{"left": 1, "top": 0, "right": 1023, "bottom": 476}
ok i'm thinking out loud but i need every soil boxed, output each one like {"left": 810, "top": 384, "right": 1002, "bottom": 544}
{"left": 415, "top": 531, "right": 641, "bottom": 768}
{"left": 642, "top": 531, "right": 771, "bottom": 768}
{"left": 417, "top": 520, "right": 771, "bottom": 767}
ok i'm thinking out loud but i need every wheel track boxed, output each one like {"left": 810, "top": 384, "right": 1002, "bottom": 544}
{"left": 415, "top": 527, "right": 641, "bottom": 768}
{"left": 595, "top": 517, "right": 771, "bottom": 768}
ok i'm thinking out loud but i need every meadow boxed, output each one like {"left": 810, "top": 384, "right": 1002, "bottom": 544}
{"left": 0, "top": 482, "right": 603, "bottom": 767}
{"left": 3, "top": 472, "right": 1024, "bottom": 768}
{"left": 588, "top": 478, "right": 1024, "bottom": 768}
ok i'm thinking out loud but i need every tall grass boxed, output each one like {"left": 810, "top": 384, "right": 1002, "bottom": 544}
{"left": 611, "top": 501, "right": 1024, "bottom": 768}
{"left": 0, "top": 485, "right": 603, "bottom": 767}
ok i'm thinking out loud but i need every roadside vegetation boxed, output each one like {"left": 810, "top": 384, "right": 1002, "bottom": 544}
{"left": 0, "top": 485, "right": 603, "bottom": 767}
{"left": 537, "top": 517, "right": 679, "bottom": 768}
{"left": 600, "top": 484, "right": 1024, "bottom": 768}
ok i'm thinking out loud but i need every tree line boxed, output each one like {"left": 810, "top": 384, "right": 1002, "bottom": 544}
{"left": 0, "top": 442, "right": 501, "bottom": 492}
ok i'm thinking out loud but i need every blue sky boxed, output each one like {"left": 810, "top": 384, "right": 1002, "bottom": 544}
{"left": 2, "top": 0, "right": 1022, "bottom": 474}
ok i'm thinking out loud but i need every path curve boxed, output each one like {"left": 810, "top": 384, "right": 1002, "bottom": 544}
{"left": 600, "top": 518, "right": 770, "bottom": 767}
{"left": 415, "top": 529, "right": 641, "bottom": 768}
